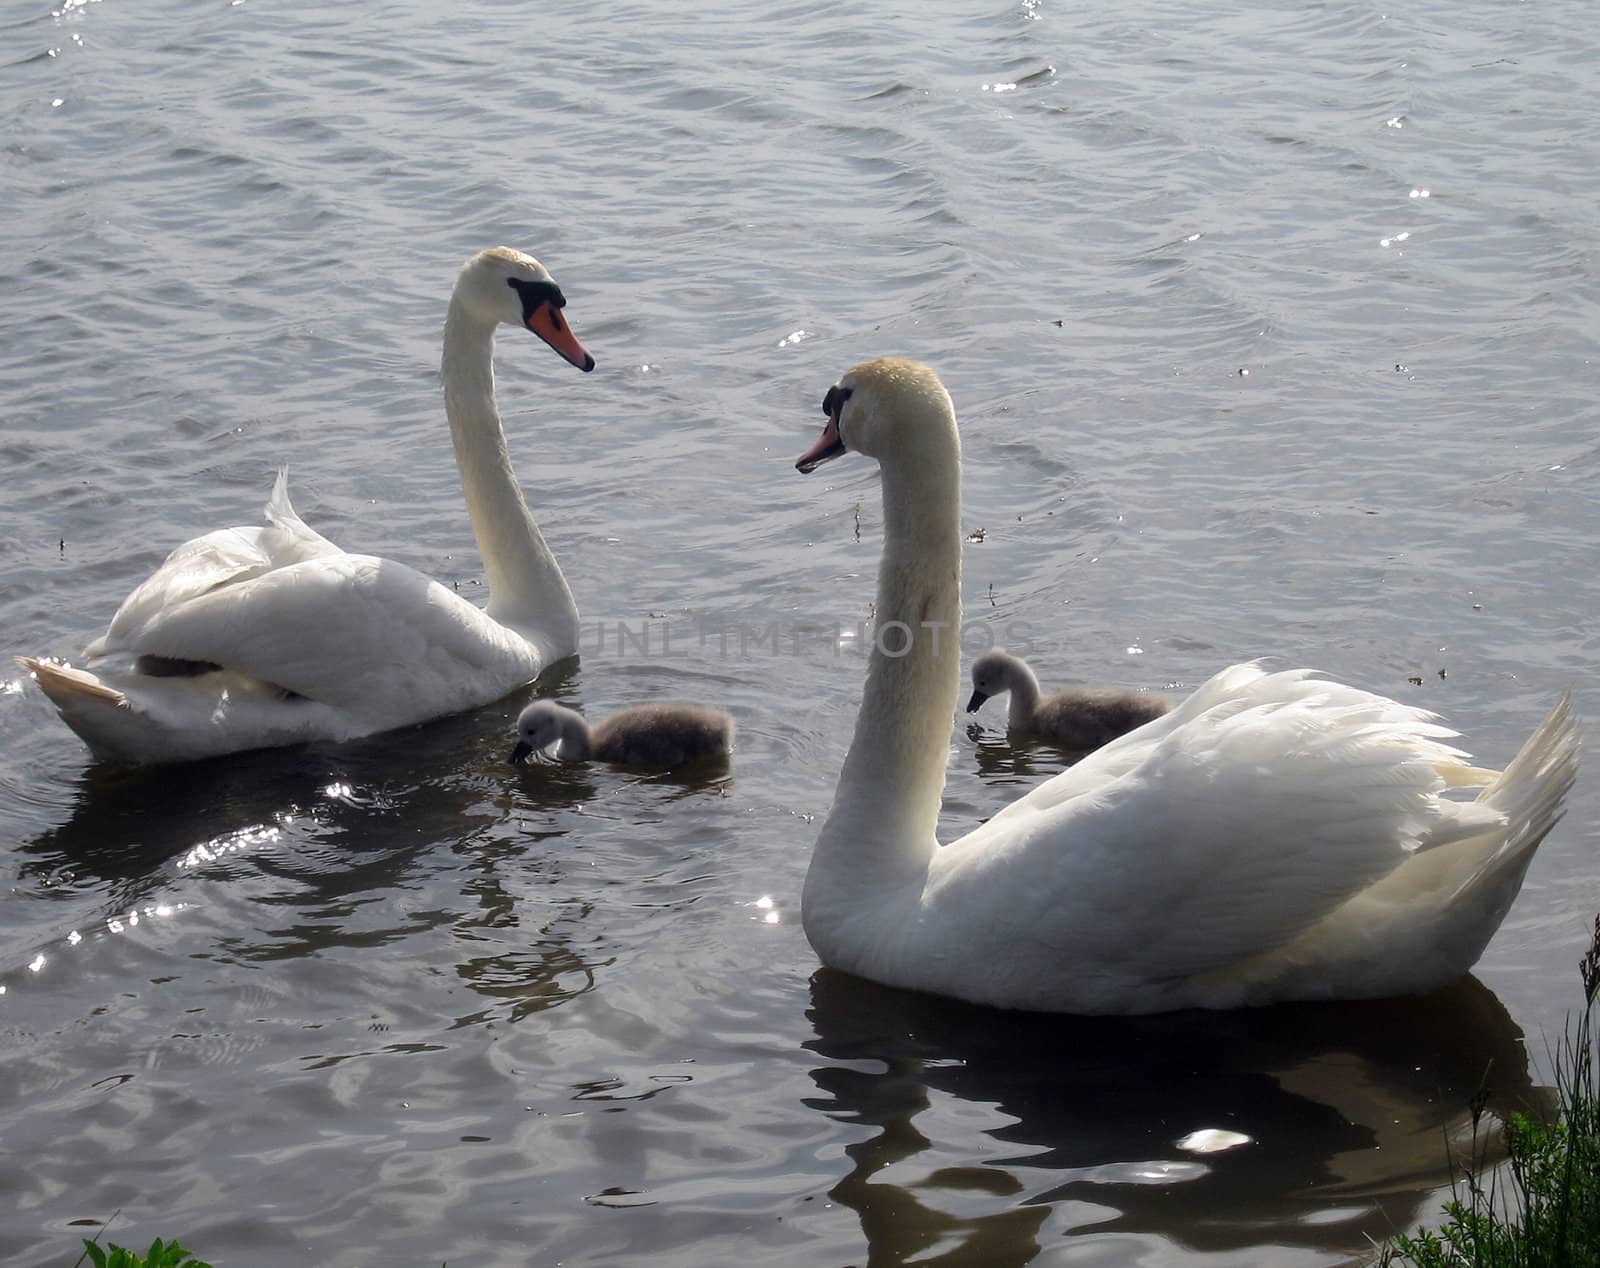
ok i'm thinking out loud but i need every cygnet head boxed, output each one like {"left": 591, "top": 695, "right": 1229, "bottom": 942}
{"left": 509, "top": 699, "right": 585, "bottom": 764}
{"left": 966, "top": 649, "right": 1028, "bottom": 713}
{"left": 453, "top": 246, "right": 595, "bottom": 372}
{"left": 796, "top": 358, "right": 956, "bottom": 475}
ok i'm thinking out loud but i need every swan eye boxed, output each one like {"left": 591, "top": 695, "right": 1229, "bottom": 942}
{"left": 506, "top": 277, "right": 566, "bottom": 314}
{"left": 822, "top": 385, "right": 853, "bottom": 417}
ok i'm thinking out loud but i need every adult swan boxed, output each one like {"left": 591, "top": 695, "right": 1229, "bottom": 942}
{"left": 794, "top": 357, "right": 1578, "bottom": 1014}
{"left": 20, "top": 247, "right": 594, "bottom": 764}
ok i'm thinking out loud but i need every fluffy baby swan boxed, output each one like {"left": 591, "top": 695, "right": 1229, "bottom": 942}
{"left": 793, "top": 356, "right": 1578, "bottom": 1014}
{"left": 967, "top": 649, "right": 1170, "bottom": 750}
{"left": 509, "top": 699, "right": 734, "bottom": 770}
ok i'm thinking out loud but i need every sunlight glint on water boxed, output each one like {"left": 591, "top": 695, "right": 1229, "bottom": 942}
{"left": 0, "top": 0, "right": 1596, "bottom": 1264}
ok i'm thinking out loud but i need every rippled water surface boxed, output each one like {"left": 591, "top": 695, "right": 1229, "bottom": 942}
{"left": 2, "top": 1, "right": 1598, "bottom": 1264}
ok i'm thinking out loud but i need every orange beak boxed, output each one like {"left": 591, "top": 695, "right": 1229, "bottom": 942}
{"left": 527, "top": 302, "right": 595, "bottom": 372}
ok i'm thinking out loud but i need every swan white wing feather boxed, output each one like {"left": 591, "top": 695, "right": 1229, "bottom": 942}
{"left": 93, "top": 552, "right": 538, "bottom": 719}
{"left": 986, "top": 663, "right": 1482, "bottom": 825}
{"left": 87, "top": 473, "right": 345, "bottom": 659}
{"left": 937, "top": 686, "right": 1505, "bottom": 986}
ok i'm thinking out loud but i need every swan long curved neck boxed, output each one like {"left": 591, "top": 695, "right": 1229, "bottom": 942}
{"left": 558, "top": 710, "right": 594, "bottom": 761}
{"left": 816, "top": 433, "right": 964, "bottom": 887}
{"left": 441, "top": 297, "right": 578, "bottom": 656}
{"left": 1007, "top": 659, "right": 1042, "bottom": 729}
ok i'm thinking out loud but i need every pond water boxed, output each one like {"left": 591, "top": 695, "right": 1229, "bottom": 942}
{"left": 1, "top": 0, "right": 1597, "bottom": 1264}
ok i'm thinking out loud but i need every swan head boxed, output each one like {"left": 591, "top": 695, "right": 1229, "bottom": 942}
{"left": 508, "top": 699, "right": 584, "bottom": 763}
{"left": 455, "top": 247, "right": 595, "bottom": 372}
{"left": 967, "top": 649, "right": 1026, "bottom": 712}
{"left": 796, "top": 358, "right": 957, "bottom": 475}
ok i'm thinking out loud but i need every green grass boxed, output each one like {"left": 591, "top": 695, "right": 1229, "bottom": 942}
{"left": 1378, "top": 915, "right": 1600, "bottom": 1267}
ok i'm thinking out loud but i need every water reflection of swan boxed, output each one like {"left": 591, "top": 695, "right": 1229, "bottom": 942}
{"left": 963, "top": 722, "right": 1072, "bottom": 787}
{"left": 11, "top": 688, "right": 612, "bottom": 1022}
{"left": 804, "top": 968, "right": 1543, "bottom": 1265}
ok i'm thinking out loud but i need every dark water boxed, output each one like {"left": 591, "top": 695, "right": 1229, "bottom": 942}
{"left": 1, "top": 0, "right": 1597, "bottom": 1264}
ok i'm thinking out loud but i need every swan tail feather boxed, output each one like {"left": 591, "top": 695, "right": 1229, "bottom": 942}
{"left": 17, "top": 656, "right": 127, "bottom": 707}
{"left": 19, "top": 654, "right": 351, "bottom": 763}
{"left": 1403, "top": 692, "right": 1580, "bottom": 981}
{"left": 264, "top": 467, "right": 300, "bottom": 530}
{"left": 1441, "top": 763, "right": 1499, "bottom": 789}
{"left": 1476, "top": 691, "right": 1579, "bottom": 854}
{"left": 1180, "top": 696, "right": 1577, "bottom": 1007}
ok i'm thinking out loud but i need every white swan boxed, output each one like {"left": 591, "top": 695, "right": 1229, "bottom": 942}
{"left": 967, "top": 648, "right": 1171, "bottom": 750}
{"left": 509, "top": 699, "right": 734, "bottom": 769}
{"left": 794, "top": 357, "right": 1579, "bottom": 1014}
{"left": 20, "top": 246, "right": 594, "bottom": 764}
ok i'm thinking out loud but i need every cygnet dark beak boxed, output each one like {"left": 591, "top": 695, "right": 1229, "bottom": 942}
{"left": 966, "top": 690, "right": 989, "bottom": 713}
{"left": 508, "top": 740, "right": 533, "bottom": 765}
